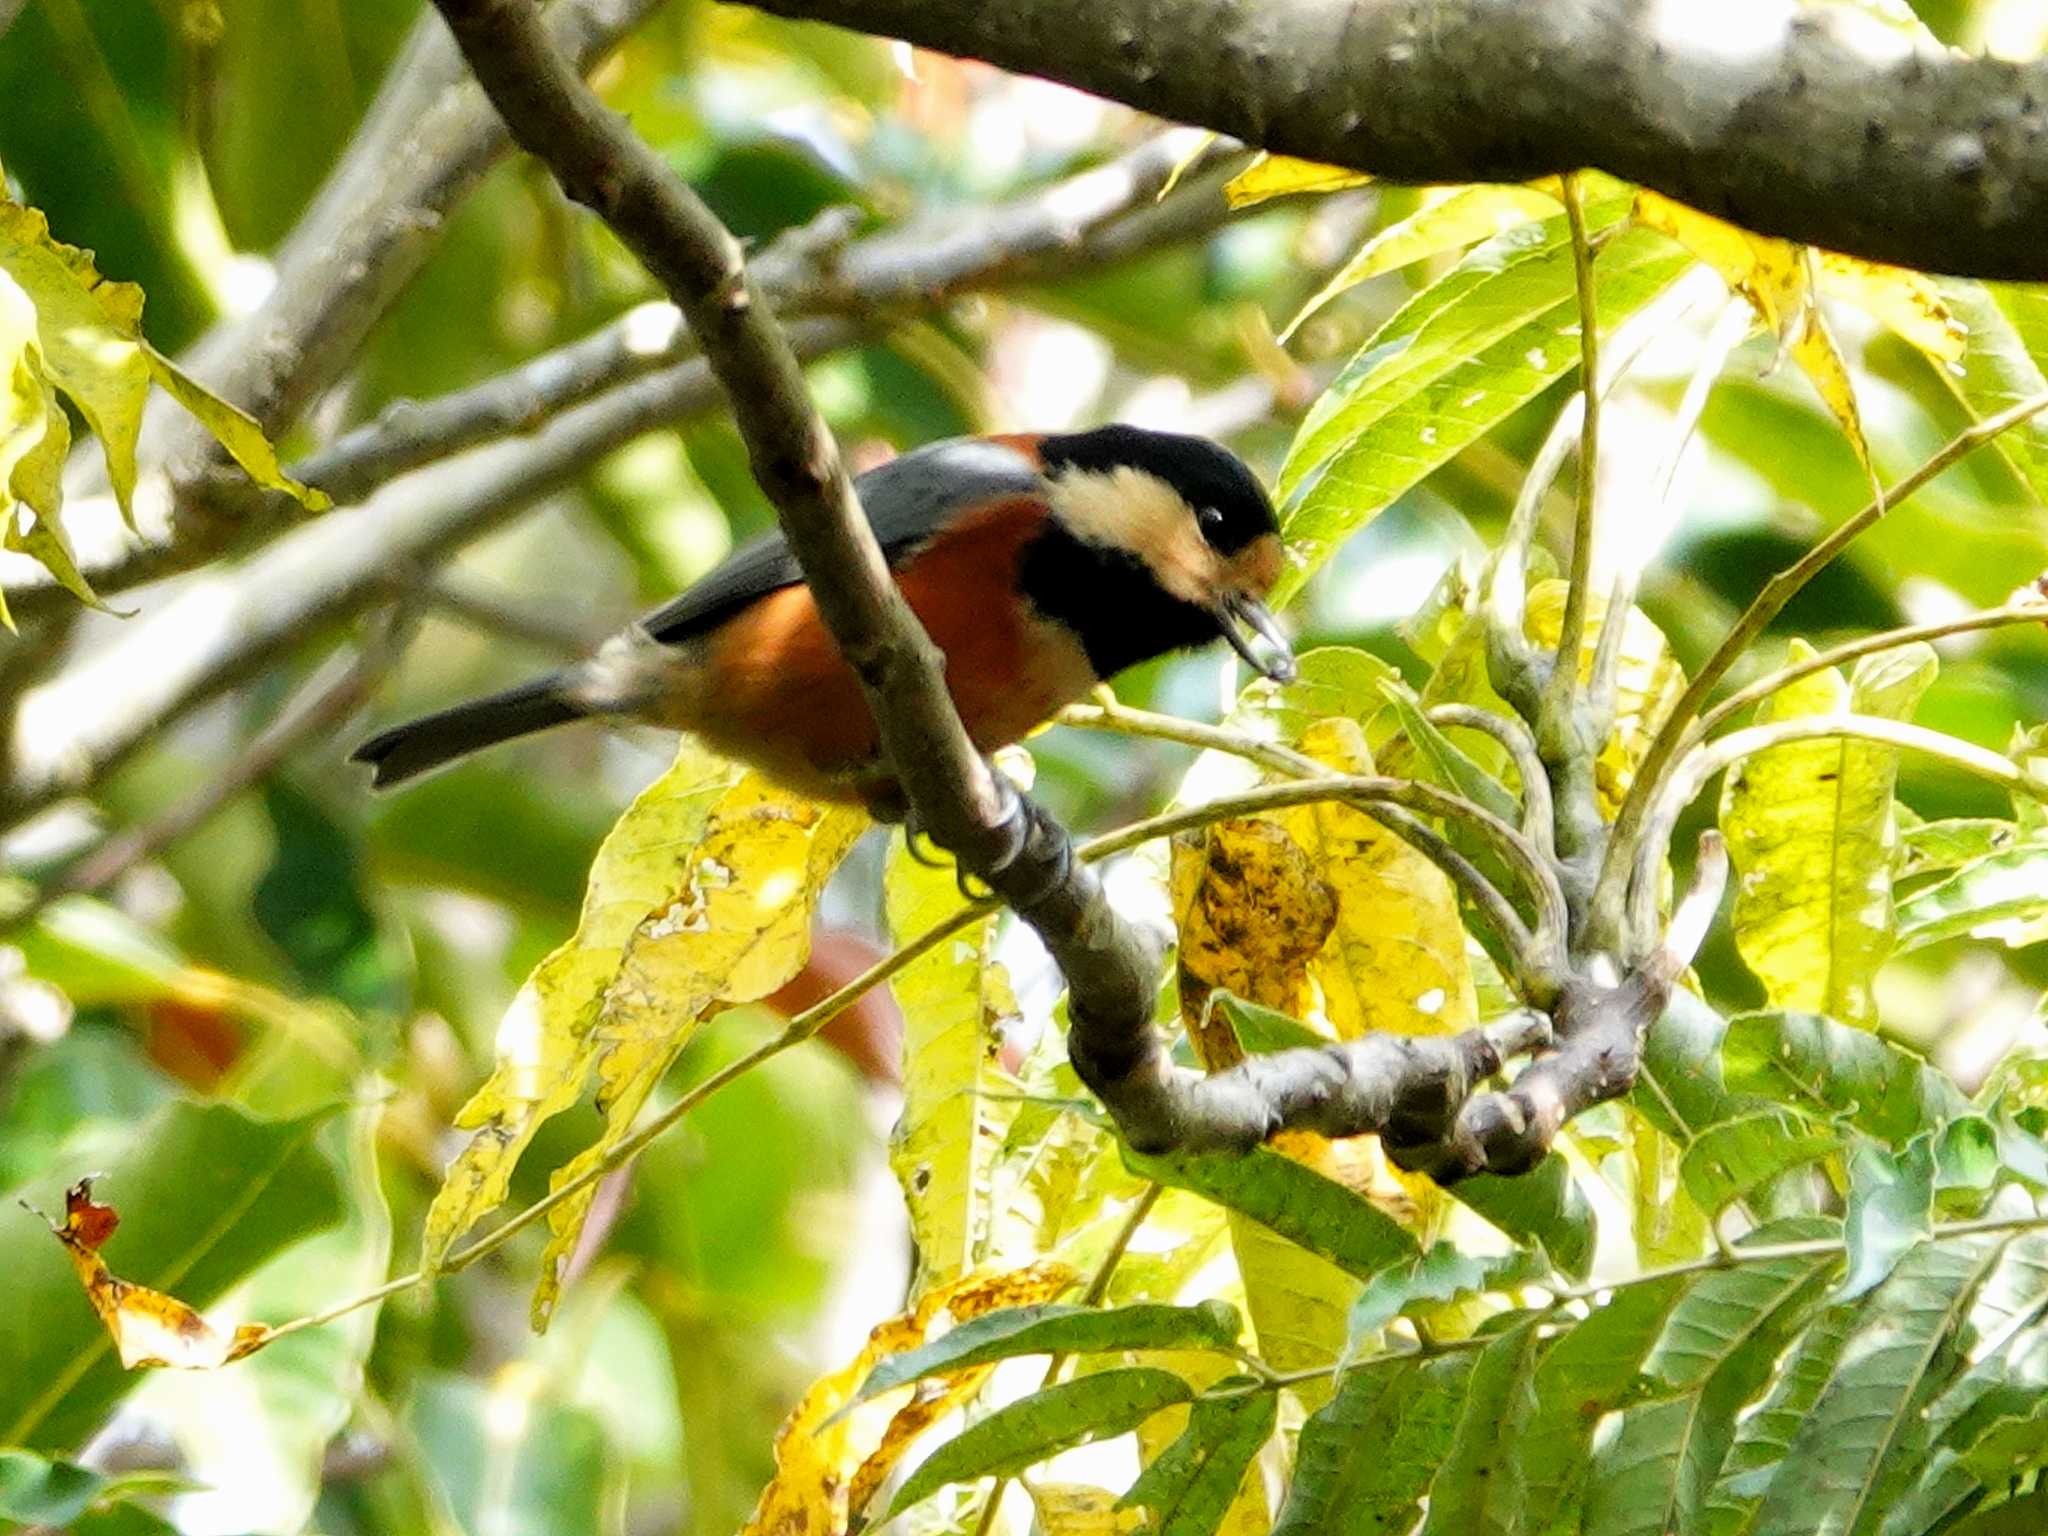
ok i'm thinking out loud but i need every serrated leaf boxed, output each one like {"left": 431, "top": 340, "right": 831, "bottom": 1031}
{"left": 1719, "top": 644, "right": 1936, "bottom": 1028}
{"left": 887, "top": 1369, "right": 1196, "bottom": 1516}
{"left": 1271, "top": 1353, "right": 1477, "bottom": 1536}
{"left": 1223, "top": 154, "right": 1371, "bottom": 208}
{"left": 1284, "top": 183, "right": 1560, "bottom": 340}
{"left": 1745, "top": 1231, "right": 2010, "bottom": 1536}
{"left": 1418, "top": 1321, "right": 1541, "bottom": 1536}
{"left": 886, "top": 830, "right": 1010, "bottom": 1292}
{"left": 1585, "top": 1221, "right": 1842, "bottom": 1536}
{"left": 1720, "top": 1010, "right": 1967, "bottom": 1145}
{"left": 853, "top": 1301, "right": 1241, "bottom": 1402}
{"left": 1679, "top": 1108, "right": 1840, "bottom": 1213}
{"left": 1272, "top": 205, "right": 1690, "bottom": 608}
{"left": 1119, "top": 1387, "right": 1277, "bottom": 1536}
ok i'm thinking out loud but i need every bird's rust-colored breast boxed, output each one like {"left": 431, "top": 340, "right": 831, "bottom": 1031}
{"left": 687, "top": 492, "right": 1096, "bottom": 799}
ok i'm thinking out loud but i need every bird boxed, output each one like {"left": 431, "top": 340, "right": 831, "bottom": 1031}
{"left": 351, "top": 423, "right": 1296, "bottom": 819}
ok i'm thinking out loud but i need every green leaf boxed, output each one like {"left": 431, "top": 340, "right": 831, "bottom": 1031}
{"left": 1637, "top": 990, "right": 1757, "bottom": 1149}
{"left": 1896, "top": 841, "right": 2048, "bottom": 954}
{"left": 1418, "top": 1321, "right": 1542, "bottom": 1536}
{"left": 1898, "top": 818, "right": 2021, "bottom": 877}
{"left": 1719, "top": 644, "right": 1936, "bottom": 1028}
{"left": 1745, "top": 1231, "right": 2010, "bottom": 1536}
{"left": 1839, "top": 1139, "right": 1936, "bottom": 1301}
{"left": 1523, "top": 1277, "right": 1692, "bottom": 1536}
{"left": 1679, "top": 1109, "right": 1841, "bottom": 1213}
{"left": 0, "top": 1100, "right": 345, "bottom": 1450}
{"left": 1272, "top": 1353, "right": 1478, "bottom": 1536}
{"left": 1123, "top": 1141, "right": 1418, "bottom": 1281}
{"left": 1272, "top": 206, "right": 1690, "bottom": 607}
{"left": 1213, "top": 993, "right": 1328, "bottom": 1055}
{"left": 1704, "top": 1298, "right": 1858, "bottom": 1532}
{"left": 1283, "top": 183, "right": 1562, "bottom": 340}
{"left": 1119, "top": 1387, "right": 1278, "bottom": 1536}
{"left": 1453, "top": 1156, "right": 1598, "bottom": 1281}
{"left": 1720, "top": 1011, "right": 1967, "bottom": 1146}
{"left": 1586, "top": 1221, "right": 1841, "bottom": 1536}
{"left": 1934, "top": 280, "right": 2048, "bottom": 509}
{"left": 854, "top": 1302, "right": 1241, "bottom": 1401}
{"left": 0, "top": 1449, "right": 109, "bottom": 1527}
{"left": 1347, "top": 1243, "right": 1548, "bottom": 1345}
{"left": 409, "top": 1372, "right": 617, "bottom": 1536}
{"left": 1374, "top": 682, "right": 1522, "bottom": 827}
{"left": 887, "top": 1368, "right": 1196, "bottom": 1516}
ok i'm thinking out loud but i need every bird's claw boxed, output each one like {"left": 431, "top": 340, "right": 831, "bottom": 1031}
{"left": 975, "top": 777, "right": 1073, "bottom": 912}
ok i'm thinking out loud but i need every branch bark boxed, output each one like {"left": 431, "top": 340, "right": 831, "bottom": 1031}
{"left": 737, "top": 0, "right": 2048, "bottom": 281}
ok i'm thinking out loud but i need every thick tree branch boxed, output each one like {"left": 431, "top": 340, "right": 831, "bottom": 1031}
{"left": 738, "top": 0, "right": 2048, "bottom": 281}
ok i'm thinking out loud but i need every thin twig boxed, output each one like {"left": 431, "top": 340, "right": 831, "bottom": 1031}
{"left": 1595, "top": 389, "right": 2048, "bottom": 947}
{"left": 1543, "top": 173, "right": 1602, "bottom": 730}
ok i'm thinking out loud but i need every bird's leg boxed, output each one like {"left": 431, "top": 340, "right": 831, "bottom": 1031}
{"left": 977, "top": 772, "right": 1073, "bottom": 913}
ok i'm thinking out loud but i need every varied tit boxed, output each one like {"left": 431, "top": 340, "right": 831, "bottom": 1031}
{"left": 351, "top": 423, "right": 1296, "bottom": 815}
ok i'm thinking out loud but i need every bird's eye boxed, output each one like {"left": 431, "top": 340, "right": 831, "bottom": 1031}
{"left": 1196, "top": 506, "right": 1226, "bottom": 540}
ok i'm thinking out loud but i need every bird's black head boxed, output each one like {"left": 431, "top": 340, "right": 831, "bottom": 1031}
{"left": 1022, "top": 424, "right": 1294, "bottom": 683}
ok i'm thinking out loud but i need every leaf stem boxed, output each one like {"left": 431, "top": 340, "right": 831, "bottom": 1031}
{"left": 1544, "top": 172, "right": 1603, "bottom": 725}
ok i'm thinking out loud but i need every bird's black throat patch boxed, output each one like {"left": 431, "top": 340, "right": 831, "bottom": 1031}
{"left": 1017, "top": 518, "right": 1222, "bottom": 679}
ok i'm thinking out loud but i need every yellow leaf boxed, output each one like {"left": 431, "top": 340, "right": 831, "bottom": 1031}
{"left": 1524, "top": 580, "right": 1686, "bottom": 814}
{"left": 1286, "top": 718, "right": 1476, "bottom": 1041}
{"left": 1815, "top": 252, "right": 1966, "bottom": 364}
{"left": 743, "top": 1261, "right": 1075, "bottom": 1536}
{"left": 1029, "top": 1484, "right": 1144, "bottom": 1536}
{"left": 1719, "top": 642, "right": 1937, "bottom": 1027}
{"left": 0, "top": 196, "right": 325, "bottom": 617}
{"left": 422, "top": 742, "right": 742, "bottom": 1270}
{"left": 145, "top": 345, "right": 330, "bottom": 511}
{"left": 530, "top": 776, "right": 865, "bottom": 1325}
{"left": 36, "top": 1179, "right": 271, "bottom": 1370}
{"left": 1171, "top": 818, "right": 1354, "bottom": 1397}
{"left": 1283, "top": 184, "right": 1560, "bottom": 340}
{"left": 1635, "top": 191, "right": 1877, "bottom": 481}
{"left": 1223, "top": 154, "right": 1371, "bottom": 209}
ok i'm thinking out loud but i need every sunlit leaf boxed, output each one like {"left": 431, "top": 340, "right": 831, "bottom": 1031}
{"left": 530, "top": 776, "right": 864, "bottom": 1323}
{"left": 743, "top": 1262, "right": 1075, "bottom": 1536}
{"left": 853, "top": 1300, "right": 1241, "bottom": 1401}
{"left": 1634, "top": 191, "right": 1900, "bottom": 480}
{"left": 886, "top": 1368, "right": 1197, "bottom": 1516}
{"left": 1223, "top": 154, "right": 1370, "bottom": 209}
{"left": 1719, "top": 643, "right": 1936, "bottom": 1027}
{"left": 1032, "top": 1482, "right": 1145, "bottom": 1536}
{"left": 1273, "top": 199, "right": 1690, "bottom": 607}
{"left": 1284, "top": 184, "right": 1560, "bottom": 341}
{"left": 886, "top": 829, "right": 1009, "bottom": 1293}
{"left": 0, "top": 196, "right": 324, "bottom": 618}
{"left": 1897, "top": 839, "right": 2048, "bottom": 954}
{"left": 1346, "top": 1243, "right": 1547, "bottom": 1347}
{"left": 1932, "top": 279, "right": 2048, "bottom": 509}
{"left": 1898, "top": 818, "right": 2022, "bottom": 878}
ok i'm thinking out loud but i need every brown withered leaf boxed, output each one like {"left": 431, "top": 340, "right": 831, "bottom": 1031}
{"left": 744, "top": 1261, "right": 1076, "bottom": 1536}
{"left": 35, "top": 1179, "right": 272, "bottom": 1370}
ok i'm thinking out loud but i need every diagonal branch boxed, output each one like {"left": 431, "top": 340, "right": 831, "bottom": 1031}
{"left": 735, "top": 0, "right": 2048, "bottom": 281}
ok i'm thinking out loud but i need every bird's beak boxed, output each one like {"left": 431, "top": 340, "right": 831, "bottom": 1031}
{"left": 1216, "top": 592, "right": 1296, "bottom": 683}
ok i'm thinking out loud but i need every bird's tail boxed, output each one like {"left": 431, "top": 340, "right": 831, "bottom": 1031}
{"left": 351, "top": 675, "right": 584, "bottom": 789}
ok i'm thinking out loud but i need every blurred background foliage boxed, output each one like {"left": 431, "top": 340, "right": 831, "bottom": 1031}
{"left": 4, "top": 0, "right": 2048, "bottom": 1532}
